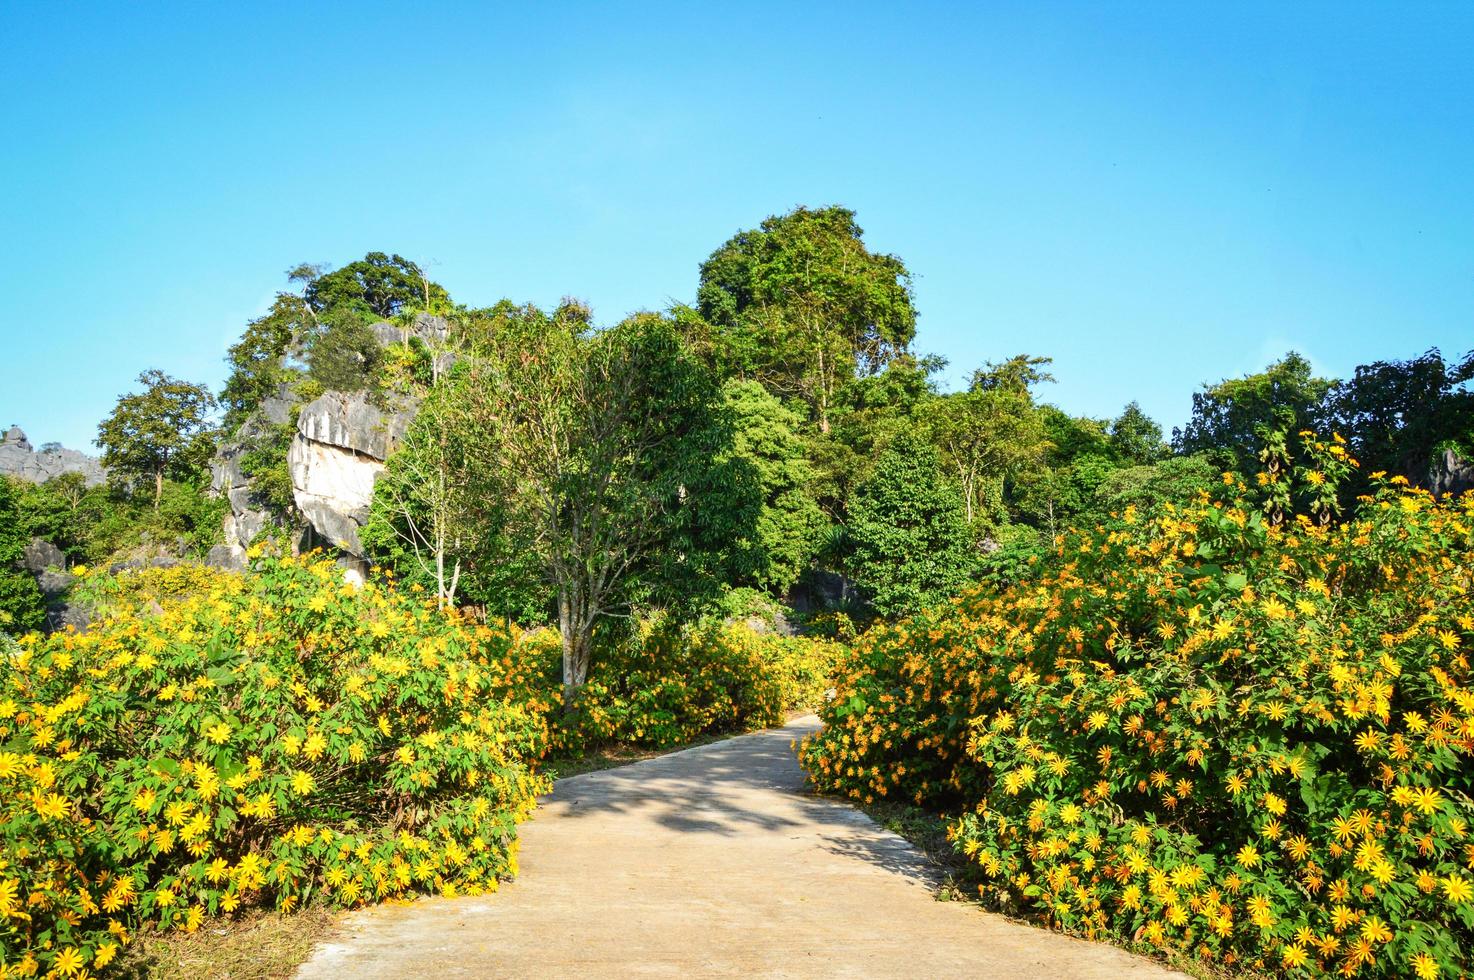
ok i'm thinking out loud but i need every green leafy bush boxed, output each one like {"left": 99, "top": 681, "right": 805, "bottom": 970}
{"left": 0, "top": 555, "right": 546, "bottom": 976}
{"left": 496, "top": 621, "right": 842, "bottom": 752}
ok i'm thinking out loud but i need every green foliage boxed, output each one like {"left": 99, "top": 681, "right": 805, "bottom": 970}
{"left": 1092, "top": 453, "right": 1221, "bottom": 516}
{"left": 363, "top": 370, "right": 550, "bottom": 620}
{"left": 0, "top": 555, "right": 547, "bottom": 975}
{"left": 930, "top": 370, "right": 1053, "bottom": 528}
{"left": 220, "top": 294, "right": 311, "bottom": 427}
{"left": 0, "top": 478, "right": 47, "bottom": 635}
{"left": 1109, "top": 401, "right": 1168, "bottom": 465}
{"left": 305, "top": 311, "right": 384, "bottom": 393}
{"left": 461, "top": 306, "right": 757, "bottom": 692}
{"left": 237, "top": 420, "right": 298, "bottom": 520}
{"left": 1327, "top": 347, "right": 1474, "bottom": 489}
{"left": 697, "top": 205, "right": 917, "bottom": 431}
{"left": 498, "top": 621, "right": 842, "bottom": 752}
{"left": 844, "top": 434, "right": 974, "bottom": 617}
{"left": 801, "top": 456, "right": 1474, "bottom": 978}
{"left": 96, "top": 371, "right": 218, "bottom": 509}
{"left": 1175, "top": 352, "right": 1334, "bottom": 471}
{"left": 304, "top": 252, "right": 447, "bottom": 320}
{"left": 716, "top": 380, "right": 826, "bottom": 594}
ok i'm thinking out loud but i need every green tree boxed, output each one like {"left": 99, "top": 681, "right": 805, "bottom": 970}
{"left": 717, "top": 380, "right": 826, "bottom": 594}
{"left": 363, "top": 369, "right": 543, "bottom": 616}
{"left": 460, "top": 307, "right": 731, "bottom": 705}
{"left": 1108, "top": 401, "right": 1167, "bottom": 465}
{"left": 221, "top": 293, "right": 312, "bottom": 426}
{"left": 928, "top": 357, "right": 1053, "bottom": 527}
{"left": 96, "top": 371, "right": 217, "bottom": 509}
{"left": 1174, "top": 352, "right": 1333, "bottom": 471}
{"left": 1092, "top": 453, "right": 1221, "bottom": 516}
{"left": 305, "top": 252, "right": 447, "bottom": 320}
{"left": 1327, "top": 348, "right": 1474, "bottom": 487}
{"left": 845, "top": 434, "right": 974, "bottom": 617}
{"left": 697, "top": 205, "right": 917, "bottom": 432}
{"left": 306, "top": 311, "right": 384, "bottom": 392}
{"left": 0, "top": 478, "right": 47, "bottom": 635}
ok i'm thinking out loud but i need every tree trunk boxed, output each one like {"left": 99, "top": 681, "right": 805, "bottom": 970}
{"left": 153, "top": 468, "right": 163, "bottom": 510}
{"left": 558, "top": 587, "right": 592, "bottom": 714}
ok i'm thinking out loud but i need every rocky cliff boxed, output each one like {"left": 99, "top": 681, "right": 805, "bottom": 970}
{"left": 0, "top": 426, "right": 106, "bottom": 485}
{"left": 208, "top": 314, "right": 444, "bottom": 569}
{"left": 289, "top": 390, "right": 416, "bottom": 557}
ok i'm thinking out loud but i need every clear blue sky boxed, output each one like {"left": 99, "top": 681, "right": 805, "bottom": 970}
{"left": 3, "top": 1, "right": 1471, "bottom": 451}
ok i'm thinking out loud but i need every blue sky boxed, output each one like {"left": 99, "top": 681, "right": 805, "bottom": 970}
{"left": 2, "top": 1, "right": 1471, "bottom": 451}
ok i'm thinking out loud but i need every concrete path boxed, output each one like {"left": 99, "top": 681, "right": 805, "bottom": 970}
{"left": 297, "top": 716, "right": 1182, "bottom": 979}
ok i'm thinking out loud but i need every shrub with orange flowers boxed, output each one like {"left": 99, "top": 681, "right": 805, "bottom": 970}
{"left": 0, "top": 553, "right": 548, "bottom": 977}
{"left": 800, "top": 436, "right": 1474, "bottom": 978}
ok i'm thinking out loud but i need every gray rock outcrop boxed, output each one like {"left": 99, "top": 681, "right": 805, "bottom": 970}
{"left": 21, "top": 538, "right": 65, "bottom": 576}
{"left": 210, "top": 385, "right": 299, "bottom": 567}
{"left": 0, "top": 426, "right": 106, "bottom": 486}
{"left": 289, "top": 390, "right": 416, "bottom": 557}
{"left": 208, "top": 317, "right": 442, "bottom": 567}
{"left": 1429, "top": 448, "right": 1474, "bottom": 498}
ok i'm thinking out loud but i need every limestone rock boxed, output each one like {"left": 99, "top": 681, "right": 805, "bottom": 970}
{"left": 0, "top": 426, "right": 106, "bottom": 486}
{"left": 1429, "top": 448, "right": 1474, "bottom": 499}
{"left": 289, "top": 391, "right": 416, "bottom": 557}
{"left": 22, "top": 538, "right": 65, "bottom": 576}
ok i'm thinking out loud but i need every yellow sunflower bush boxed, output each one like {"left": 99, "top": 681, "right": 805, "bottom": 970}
{"left": 0, "top": 554, "right": 547, "bottom": 977}
{"left": 800, "top": 459, "right": 1474, "bottom": 977}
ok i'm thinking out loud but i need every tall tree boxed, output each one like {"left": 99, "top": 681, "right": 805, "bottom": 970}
{"left": 927, "top": 356, "right": 1053, "bottom": 526}
{"left": 1327, "top": 348, "right": 1473, "bottom": 486}
{"left": 305, "top": 252, "right": 448, "bottom": 320}
{"left": 461, "top": 307, "right": 725, "bottom": 706}
{"left": 697, "top": 206, "right": 917, "bottom": 432}
{"left": 220, "top": 292, "right": 312, "bottom": 425}
{"left": 717, "top": 380, "right": 826, "bottom": 594}
{"left": 1173, "top": 352, "right": 1333, "bottom": 471}
{"left": 1108, "top": 401, "right": 1168, "bottom": 465}
{"left": 845, "top": 433, "right": 974, "bottom": 618}
{"left": 96, "top": 371, "right": 217, "bottom": 509}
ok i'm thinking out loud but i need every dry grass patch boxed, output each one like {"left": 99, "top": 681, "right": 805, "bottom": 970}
{"left": 114, "top": 906, "right": 337, "bottom": 979}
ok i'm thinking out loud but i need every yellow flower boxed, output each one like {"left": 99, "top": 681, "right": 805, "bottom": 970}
{"left": 1443, "top": 874, "right": 1473, "bottom": 905}
{"left": 1359, "top": 916, "right": 1392, "bottom": 944}
{"left": 291, "top": 770, "right": 316, "bottom": 796}
{"left": 1281, "top": 944, "right": 1309, "bottom": 969}
{"left": 53, "top": 946, "right": 85, "bottom": 976}
{"left": 1410, "top": 952, "right": 1440, "bottom": 979}
{"left": 1235, "top": 843, "right": 1261, "bottom": 868}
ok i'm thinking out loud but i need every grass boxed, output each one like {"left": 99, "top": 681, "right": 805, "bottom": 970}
{"left": 113, "top": 906, "right": 337, "bottom": 980}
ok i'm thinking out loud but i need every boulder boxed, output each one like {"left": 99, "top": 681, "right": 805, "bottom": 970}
{"left": 22, "top": 538, "right": 65, "bottom": 576}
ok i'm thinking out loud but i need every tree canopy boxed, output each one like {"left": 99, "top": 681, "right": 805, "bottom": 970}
{"left": 697, "top": 205, "right": 917, "bottom": 432}
{"left": 95, "top": 370, "right": 217, "bottom": 508}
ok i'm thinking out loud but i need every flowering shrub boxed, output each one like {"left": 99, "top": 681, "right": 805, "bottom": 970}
{"left": 1, "top": 555, "right": 547, "bottom": 977}
{"left": 800, "top": 465, "right": 1474, "bottom": 977}
{"left": 499, "top": 623, "right": 842, "bottom": 752}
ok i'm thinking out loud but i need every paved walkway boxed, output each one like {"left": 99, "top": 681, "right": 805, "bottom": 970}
{"left": 296, "top": 716, "right": 1182, "bottom": 978}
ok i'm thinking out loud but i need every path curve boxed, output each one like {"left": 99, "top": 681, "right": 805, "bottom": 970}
{"left": 297, "top": 716, "right": 1182, "bottom": 978}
